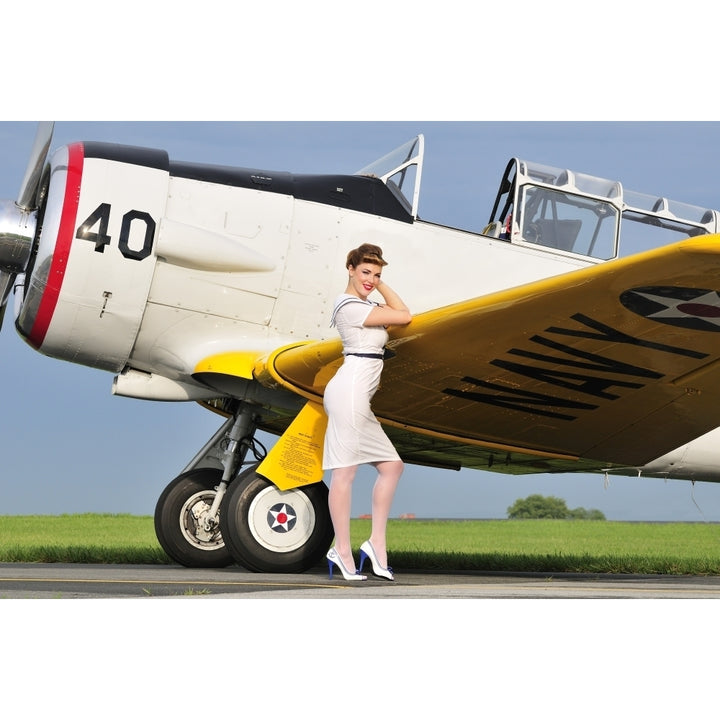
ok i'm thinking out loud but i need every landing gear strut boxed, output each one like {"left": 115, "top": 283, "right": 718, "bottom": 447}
{"left": 154, "top": 405, "right": 261, "bottom": 568}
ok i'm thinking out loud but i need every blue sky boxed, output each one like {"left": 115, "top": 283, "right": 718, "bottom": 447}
{"left": 3, "top": 121, "right": 720, "bottom": 521}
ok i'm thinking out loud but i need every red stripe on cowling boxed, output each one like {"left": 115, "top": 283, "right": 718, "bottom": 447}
{"left": 27, "top": 142, "right": 84, "bottom": 349}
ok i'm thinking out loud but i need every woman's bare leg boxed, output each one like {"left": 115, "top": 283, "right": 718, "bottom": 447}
{"left": 328, "top": 465, "right": 359, "bottom": 570}
{"left": 369, "top": 459, "right": 404, "bottom": 567}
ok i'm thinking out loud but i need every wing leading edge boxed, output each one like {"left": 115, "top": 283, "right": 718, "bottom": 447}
{"left": 254, "top": 236, "right": 720, "bottom": 470}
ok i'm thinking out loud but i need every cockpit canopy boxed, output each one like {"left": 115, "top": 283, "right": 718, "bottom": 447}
{"left": 486, "top": 158, "right": 719, "bottom": 261}
{"left": 356, "top": 135, "right": 424, "bottom": 219}
{"left": 354, "top": 137, "right": 718, "bottom": 262}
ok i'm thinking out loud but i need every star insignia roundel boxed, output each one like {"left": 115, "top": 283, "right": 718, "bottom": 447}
{"left": 267, "top": 503, "right": 297, "bottom": 533}
{"left": 620, "top": 286, "right": 720, "bottom": 332}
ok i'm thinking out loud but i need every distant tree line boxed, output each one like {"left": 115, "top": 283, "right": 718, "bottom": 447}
{"left": 507, "top": 494, "right": 606, "bottom": 520}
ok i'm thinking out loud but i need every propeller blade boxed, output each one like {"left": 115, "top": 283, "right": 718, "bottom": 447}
{"left": 16, "top": 121, "right": 55, "bottom": 211}
{"left": 0, "top": 270, "right": 14, "bottom": 331}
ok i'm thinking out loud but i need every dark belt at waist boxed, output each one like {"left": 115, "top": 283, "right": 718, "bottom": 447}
{"left": 345, "top": 352, "right": 384, "bottom": 360}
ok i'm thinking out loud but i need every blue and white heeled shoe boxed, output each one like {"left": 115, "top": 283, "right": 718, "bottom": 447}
{"left": 358, "top": 540, "right": 394, "bottom": 581}
{"left": 326, "top": 547, "right": 367, "bottom": 581}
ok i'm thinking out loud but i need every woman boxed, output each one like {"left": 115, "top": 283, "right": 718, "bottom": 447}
{"left": 323, "top": 243, "right": 412, "bottom": 581}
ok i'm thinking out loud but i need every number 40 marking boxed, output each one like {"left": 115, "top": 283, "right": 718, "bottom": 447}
{"left": 76, "top": 203, "right": 156, "bottom": 261}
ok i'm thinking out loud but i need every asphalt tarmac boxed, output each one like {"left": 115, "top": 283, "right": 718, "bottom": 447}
{"left": 2, "top": 562, "right": 720, "bottom": 598}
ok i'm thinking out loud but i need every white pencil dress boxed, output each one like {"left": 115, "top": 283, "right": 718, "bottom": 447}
{"left": 322, "top": 295, "right": 401, "bottom": 470}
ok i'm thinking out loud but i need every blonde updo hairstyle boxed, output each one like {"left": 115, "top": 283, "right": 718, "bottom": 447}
{"left": 346, "top": 243, "right": 388, "bottom": 269}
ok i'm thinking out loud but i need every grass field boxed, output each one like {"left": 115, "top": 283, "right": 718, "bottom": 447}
{"left": 3, "top": 514, "right": 720, "bottom": 574}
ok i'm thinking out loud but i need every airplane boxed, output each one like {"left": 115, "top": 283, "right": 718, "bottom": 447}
{"left": 3, "top": 122, "right": 720, "bottom": 573}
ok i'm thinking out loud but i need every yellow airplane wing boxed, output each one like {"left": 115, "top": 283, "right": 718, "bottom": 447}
{"left": 253, "top": 236, "right": 720, "bottom": 471}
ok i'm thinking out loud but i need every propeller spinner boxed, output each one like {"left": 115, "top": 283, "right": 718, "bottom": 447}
{"left": 0, "top": 121, "right": 54, "bottom": 329}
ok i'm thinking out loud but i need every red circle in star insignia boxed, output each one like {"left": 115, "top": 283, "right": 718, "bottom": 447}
{"left": 677, "top": 302, "right": 720, "bottom": 318}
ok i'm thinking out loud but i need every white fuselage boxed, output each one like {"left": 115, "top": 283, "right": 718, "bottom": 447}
{"left": 16, "top": 142, "right": 720, "bottom": 482}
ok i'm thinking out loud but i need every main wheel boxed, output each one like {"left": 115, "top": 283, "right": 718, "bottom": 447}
{"left": 220, "top": 465, "right": 334, "bottom": 573}
{"left": 154, "top": 468, "right": 234, "bottom": 568}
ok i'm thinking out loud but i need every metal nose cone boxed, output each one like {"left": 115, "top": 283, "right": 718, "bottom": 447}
{"left": 0, "top": 199, "right": 35, "bottom": 274}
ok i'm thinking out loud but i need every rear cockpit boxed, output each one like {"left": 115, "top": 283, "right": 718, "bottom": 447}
{"left": 485, "top": 158, "right": 719, "bottom": 261}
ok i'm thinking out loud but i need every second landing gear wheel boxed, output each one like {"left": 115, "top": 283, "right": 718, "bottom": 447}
{"left": 154, "top": 468, "right": 234, "bottom": 568}
{"left": 220, "top": 465, "right": 334, "bottom": 573}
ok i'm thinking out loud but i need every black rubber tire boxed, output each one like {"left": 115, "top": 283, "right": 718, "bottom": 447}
{"left": 219, "top": 465, "right": 334, "bottom": 573}
{"left": 154, "top": 468, "right": 234, "bottom": 568}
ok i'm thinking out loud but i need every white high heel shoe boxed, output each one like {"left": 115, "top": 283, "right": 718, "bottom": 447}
{"left": 358, "top": 540, "right": 394, "bottom": 581}
{"left": 326, "top": 547, "right": 367, "bottom": 581}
